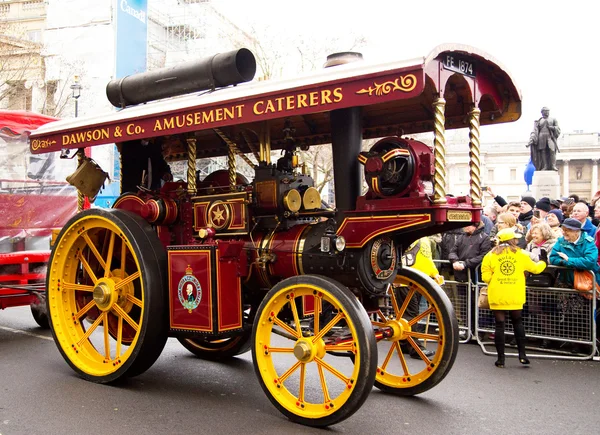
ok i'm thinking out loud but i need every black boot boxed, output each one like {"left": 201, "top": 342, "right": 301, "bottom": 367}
{"left": 514, "top": 319, "right": 530, "bottom": 365}
{"left": 494, "top": 321, "right": 505, "bottom": 368}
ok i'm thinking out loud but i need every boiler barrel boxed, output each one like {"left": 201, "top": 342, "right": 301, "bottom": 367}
{"left": 106, "top": 48, "right": 256, "bottom": 108}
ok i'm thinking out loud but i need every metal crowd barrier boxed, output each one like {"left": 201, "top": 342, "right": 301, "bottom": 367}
{"left": 474, "top": 266, "right": 597, "bottom": 360}
{"left": 432, "top": 260, "right": 598, "bottom": 360}
{"left": 434, "top": 259, "right": 472, "bottom": 343}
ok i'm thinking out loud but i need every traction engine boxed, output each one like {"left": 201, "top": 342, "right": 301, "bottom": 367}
{"left": 30, "top": 45, "right": 522, "bottom": 427}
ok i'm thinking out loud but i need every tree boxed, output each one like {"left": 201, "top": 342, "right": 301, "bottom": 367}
{"left": 0, "top": 22, "right": 81, "bottom": 118}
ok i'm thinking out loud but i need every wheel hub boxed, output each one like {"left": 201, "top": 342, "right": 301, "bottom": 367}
{"left": 93, "top": 280, "right": 116, "bottom": 311}
{"left": 293, "top": 341, "right": 313, "bottom": 362}
{"left": 385, "top": 317, "right": 411, "bottom": 341}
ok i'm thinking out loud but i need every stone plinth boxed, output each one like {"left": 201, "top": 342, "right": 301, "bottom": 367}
{"left": 532, "top": 170, "right": 561, "bottom": 200}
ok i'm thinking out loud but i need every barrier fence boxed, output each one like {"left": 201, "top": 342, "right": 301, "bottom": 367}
{"left": 433, "top": 260, "right": 598, "bottom": 360}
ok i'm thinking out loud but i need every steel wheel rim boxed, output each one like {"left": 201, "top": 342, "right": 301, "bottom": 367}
{"left": 254, "top": 284, "right": 361, "bottom": 419}
{"left": 373, "top": 275, "right": 445, "bottom": 389}
{"left": 48, "top": 215, "right": 145, "bottom": 377}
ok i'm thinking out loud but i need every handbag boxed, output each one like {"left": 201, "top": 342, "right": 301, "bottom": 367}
{"left": 478, "top": 287, "right": 490, "bottom": 309}
{"left": 574, "top": 270, "right": 596, "bottom": 300}
{"left": 573, "top": 270, "right": 593, "bottom": 292}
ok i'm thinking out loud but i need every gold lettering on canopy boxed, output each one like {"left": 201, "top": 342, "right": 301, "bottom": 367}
{"left": 153, "top": 105, "right": 245, "bottom": 132}
{"left": 62, "top": 128, "right": 110, "bottom": 146}
{"left": 356, "top": 74, "right": 417, "bottom": 96}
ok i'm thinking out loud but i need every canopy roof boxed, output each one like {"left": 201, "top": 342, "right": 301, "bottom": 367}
{"left": 0, "top": 110, "right": 57, "bottom": 137}
{"left": 30, "top": 44, "right": 521, "bottom": 158}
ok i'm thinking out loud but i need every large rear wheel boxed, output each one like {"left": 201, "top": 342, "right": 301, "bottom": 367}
{"left": 372, "top": 267, "right": 458, "bottom": 396}
{"left": 47, "top": 209, "right": 168, "bottom": 383}
{"left": 252, "top": 275, "right": 377, "bottom": 427}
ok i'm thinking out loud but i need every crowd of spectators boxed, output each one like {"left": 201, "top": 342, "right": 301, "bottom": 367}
{"left": 431, "top": 188, "right": 600, "bottom": 354}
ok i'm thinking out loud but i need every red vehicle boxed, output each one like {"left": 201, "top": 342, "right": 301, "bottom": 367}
{"left": 29, "top": 45, "right": 521, "bottom": 426}
{"left": 0, "top": 110, "right": 77, "bottom": 326}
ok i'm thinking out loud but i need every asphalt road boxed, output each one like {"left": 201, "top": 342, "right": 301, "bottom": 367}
{"left": 1, "top": 306, "right": 598, "bottom": 435}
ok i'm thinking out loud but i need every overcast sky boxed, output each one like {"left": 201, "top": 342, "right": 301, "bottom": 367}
{"left": 205, "top": 0, "right": 598, "bottom": 143}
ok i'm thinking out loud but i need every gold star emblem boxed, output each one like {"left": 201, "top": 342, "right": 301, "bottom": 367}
{"left": 212, "top": 206, "right": 225, "bottom": 225}
{"left": 208, "top": 201, "right": 230, "bottom": 230}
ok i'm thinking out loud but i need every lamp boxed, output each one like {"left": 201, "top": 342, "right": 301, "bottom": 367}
{"left": 70, "top": 75, "right": 82, "bottom": 117}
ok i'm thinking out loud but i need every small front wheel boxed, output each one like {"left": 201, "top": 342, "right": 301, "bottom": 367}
{"left": 252, "top": 275, "right": 377, "bottom": 427}
{"left": 372, "top": 267, "right": 459, "bottom": 396}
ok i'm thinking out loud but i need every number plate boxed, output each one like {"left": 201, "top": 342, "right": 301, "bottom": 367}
{"left": 447, "top": 211, "right": 473, "bottom": 222}
{"left": 442, "top": 55, "right": 476, "bottom": 77}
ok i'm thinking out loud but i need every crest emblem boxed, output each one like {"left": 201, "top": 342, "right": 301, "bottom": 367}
{"left": 178, "top": 264, "right": 202, "bottom": 313}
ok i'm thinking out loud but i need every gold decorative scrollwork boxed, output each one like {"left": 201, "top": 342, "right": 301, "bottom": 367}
{"left": 356, "top": 74, "right": 417, "bottom": 96}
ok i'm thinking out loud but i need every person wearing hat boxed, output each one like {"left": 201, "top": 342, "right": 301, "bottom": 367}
{"left": 481, "top": 228, "right": 546, "bottom": 368}
{"left": 546, "top": 209, "right": 564, "bottom": 239}
{"left": 519, "top": 196, "right": 536, "bottom": 227}
{"left": 549, "top": 217, "right": 600, "bottom": 287}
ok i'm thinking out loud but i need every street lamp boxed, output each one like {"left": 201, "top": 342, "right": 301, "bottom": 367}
{"left": 70, "top": 75, "right": 82, "bottom": 117}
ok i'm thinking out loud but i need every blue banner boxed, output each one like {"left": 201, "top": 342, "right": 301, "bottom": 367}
{"left": 112, "top": 0, "right": 148, "bottom": 192}
{"left": 115, "top": 0, "right": 148, "bottom": 79}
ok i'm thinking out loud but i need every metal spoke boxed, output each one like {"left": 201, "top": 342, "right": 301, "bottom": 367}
{"left": 395, "top": 341, "right": 410, "bottom": 376}
{"left": 278, "top": 361, "right": 301, "bottom": 384}
{"left": 393, "top": 285, "right": 416, "bottom": 319}
{"left": 406, "top": 331, "right": 438, "bottom": 341}
{"left": 288, "top": 294, "right": 302, "bottom": 337}
{"left": 77, "top": 312, "right": 105, "bottom": 346}
{"left": 313, "top": 294, "right": 322, "bottom": 335}
{"left": 380, "top": 342, "right": 396, "bottom": 371}
{"left": 78, "top": 253, "right": 98, "bottom": 284}
{"left": 113, "top": 271, "right": 140, "bottom": 290}
{"left": 103, "top": 313, "right": 110, "bottom": 359}
{"left": 62, "top": 282, "right": 94, "bottom": 292}
{"left": 120, "top": 240, "right": 127, "bottom": 277}
{"left": 298, "top": 363, "right": 306, "bottom": 403}
{"left": 315, "top": 356, "right": 351, "bottom": 384}
{"left": 407, "top": 337, "right": 431, "bottom": 363}
{"left": 125, "top": 294, "right": 142, "bottom": 308}
{"left": 82, "top": 233, "right": 106, "bottom": 270}
{"left": 324, "top": 343, "right": 355, "bottom": 352}
{"left": 409, "top": 306, "right": 435, "bottom": 326}
{"left": 266, "top": 347, "right": 295, "bottom": 353}
{"left": 317, "top": 363, "right": 332, "bottom": 403}
{"left": 273, "top": 317, "right": 300, "bottom": 339}
{"left": 112, "top": 304, "right": 140, "bottom": 332}
{"left": 104, "top": 232, "right": 115, "bottom": 278}
{"left": 116, "top": 315, "right": 123, "bottom": 358}
{"left": 74, "top": 299, "right": 96, "bottom": 320}
{"left": 312, "top": 312, "right": 343, "bottom": 342}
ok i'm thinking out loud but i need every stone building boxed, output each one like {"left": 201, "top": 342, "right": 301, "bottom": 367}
{"left": 446, "top": 131, "right": 600, "bottom": 203}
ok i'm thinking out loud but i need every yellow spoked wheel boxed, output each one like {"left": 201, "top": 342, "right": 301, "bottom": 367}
{"left": 252, "top": 275, "right": 376, "bottom": 427}
{"left": 47, "top": 209, "right": 168, "bottom": 383}
{"left": 372, "top": 267, "right": 458, "bottom": 395}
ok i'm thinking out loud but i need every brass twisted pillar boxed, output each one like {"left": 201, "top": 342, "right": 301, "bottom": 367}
{"left": 468, "top": 106, "right": 482, "bottom": 205}
{"left": 77, "top": 149, "right": 85, "bottom": 211}
{"left": 432, "top": 97, "right": 447, "bottom": 204}
{"left": 186, "top": 138, "right": 197, "bottom": 195}
{"left": 228, "top": 141, "right": 236, "bottom": 192}
{"left": 214, "top": 128, "right": 256, "bottom": 170}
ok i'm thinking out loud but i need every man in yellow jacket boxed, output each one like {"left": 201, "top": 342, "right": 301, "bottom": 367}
{"left": 481, "top": 228, "right": 546, "bottom": 368}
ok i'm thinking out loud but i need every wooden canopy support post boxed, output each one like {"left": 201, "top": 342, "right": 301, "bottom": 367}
{"left": 187, "top": 137, "right": 197, "bottom": 195}
{"left": 468, "top": 106, "right": 482, "bottom": 205}
{"left": 432, "top": 97, "right": 447, "bottom": 204}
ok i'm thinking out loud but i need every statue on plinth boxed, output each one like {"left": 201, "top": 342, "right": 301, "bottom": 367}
{"left": 527, "top": 107, "right": 560, "bottom": 171}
